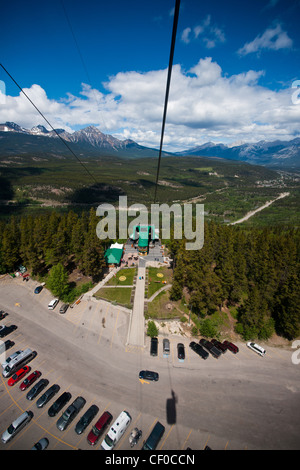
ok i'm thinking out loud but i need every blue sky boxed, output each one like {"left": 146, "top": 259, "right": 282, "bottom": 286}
{"left": 1, "top": 0, "right": 300, "bottom": 151}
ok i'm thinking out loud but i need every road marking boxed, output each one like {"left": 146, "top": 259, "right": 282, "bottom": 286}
{"left": 181, "top": 429, "right": 192, "bottom": 450}
{"left": 139, "top": 378, "right": 149, "bottom": 385}
{"left": 159, "top": 423, "right": 174, "bottom": 450}
{"left": 203, "top": 434, "right": 211, "bottom": 449}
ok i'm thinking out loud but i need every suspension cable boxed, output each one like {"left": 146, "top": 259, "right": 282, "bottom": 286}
{"left": 153, "top": 0, "right": 181, "bottom": 204}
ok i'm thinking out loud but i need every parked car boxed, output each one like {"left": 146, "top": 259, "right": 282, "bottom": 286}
{"left": 211, "top": 339, "right": 227, "bottom": 353}
{"left": 2, "top": 349, "right": 22, "bottom": 368}
{"left": 150, "top": 337, "right": 158, "bottom": 356}
{"left": 1, "top": 411, "right": 33, "bottom": 443}
{"left": 36, "top": 384, "right": 60, "bottom": 408}
{"left": 48, "top": 299, "right": 59, "bottom": 310}
{"left": 199, "top": 338, "right": 222, "bottom": 359}
{"left": 142, "top": 421, "right": 165, "bottom": 450}
{"left": 222, "top": 340, "right": 239, "bottom": 354}
{"left": 34, "top": 285, "right": 43, "bottom": 294}
{"left": 7, "top": 366, "right": 31, "bottom": 386}
{"left": 0, "top": 340, "right": 14, "bottom": 354}
{"left": 59, "top": 303, "right": 69, "bottom": 314}
{"left": 56, "top": 396, "right": 86, "bottom": 431}
{"left": 20, "top": 370, "right": 41, "bottom": 391}
{"left": 0, "top": 325, "right": 17, "bottom": 338}
{"left": 26, "top": 379, "right": 49, "bottom": 400}
{"left": 247, "top": 342, "right": 266, "bottom": 357}
{"left": 139, "top": 370, "right": 159, "bottom": 381}
{"left": 48, "top": 391, "right": 72, "bottom": 417}
{"left": 177, "top": 343, "right": 185, "bottom": 360}
{"left": 31, "top": 437, "right": 49, "bottom": 450}
{"left": 189, "top": 341, "right": 209, "bottom": 360}
{"left": 0, "top": 311, "right": 8, "bottom": 320}
{"left": 75, "top": 404, "right": 99, "bottom": 434}
{"left": 87, "top": 411, "right": 113, "bottom": 445}
{"left": 163, "top": 338, "right": 170, "bottom": 355}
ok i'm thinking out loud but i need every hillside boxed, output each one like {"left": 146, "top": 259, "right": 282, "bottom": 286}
{"left": 0, "top": 153, "right": 299, "bottom": 226}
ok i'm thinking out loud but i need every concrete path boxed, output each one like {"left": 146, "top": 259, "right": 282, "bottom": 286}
{"left": 146, "top": 284, "right": 172, "bottom": 302}
{"left": 83, "top": 266, "right": 120, "bottom": 299}
{"left": 126, "top": 263, "right": 146, "bottom": 347}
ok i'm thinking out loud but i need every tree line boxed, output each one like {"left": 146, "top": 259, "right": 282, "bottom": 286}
{"left": 0, "top": 209, "right": 106, "bottom": 300}
{"left": 168, "top": 222, "right": 300, "bottom": 341}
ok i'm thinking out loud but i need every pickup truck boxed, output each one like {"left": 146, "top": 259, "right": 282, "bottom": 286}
{"left": 56, "top": 396, "right": 86, "bottom": 431}
{"left": 199, "top": 339, "right": 221, "bottom": 359}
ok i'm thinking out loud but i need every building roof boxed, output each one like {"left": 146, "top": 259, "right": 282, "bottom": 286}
{"left": 104, "top": 248, "right": 123, "bottom": 264}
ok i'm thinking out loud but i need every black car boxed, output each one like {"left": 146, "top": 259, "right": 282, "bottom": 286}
{"left": 34, "top": 285, "right": 43, "bottom": 294}
{"left": 139, "top": 370, "right": 159, "bottom": 381}
{"left": 0, "top": 340, "right": 14, "bottom": 354}
{"left": 0, "top": 325, "right": 17, "bottom": 338}
{"left": 48, "top": 392, "right": 72, "bottom": 417}
{"left": 177, "top": 343, "right": 185, "bottom": 360}
{"left": 36, "top": 384, "right": 60, "bottom": 408}
{"left": 0, "top": 311, "right": 8, "bottom": 320}
{"left": 26, "top": 378, "right": 49, "bottom": 400}
{"left": 199, "top": 338, "right": 222, "bottom": 359}
{"left": 189, "top": 341, "right": 209, "bottom": 360}
{"left": 211, "top": 339, "right": 227, "bottom": 354}
{"left": 150, "top": 337, "right": 158, "bottom": 356}
{"left": 75, "top": 404, "right": 99, "bottom": 434}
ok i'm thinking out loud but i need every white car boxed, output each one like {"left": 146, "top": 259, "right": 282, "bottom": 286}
{"left": 48, "top": 299, "right": 59, "bottom": 310}
{"left": 247, "top": 342, "right": 266, "bottom": 357}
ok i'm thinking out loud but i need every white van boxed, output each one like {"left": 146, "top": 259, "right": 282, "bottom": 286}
{"left": 2, "top": 348, "right": 36, "bottom": 377}
{"left": 1, "top": 411, "right": 33, "bottom": 443}
{"left": 48, "top": 299, "right": 59, "bottom": 310}
{"left": 101, "top": 410, "right": 131, "bottom": 450}
{"left": 247, "top": 342, "right": 266, "bottom": 357}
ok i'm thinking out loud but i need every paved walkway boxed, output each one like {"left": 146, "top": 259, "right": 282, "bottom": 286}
{"left": 126, "top": 263, "right": 146, "bottom": 347}
{"left": 82, "top": 267, "right": 120, "bottom": 299}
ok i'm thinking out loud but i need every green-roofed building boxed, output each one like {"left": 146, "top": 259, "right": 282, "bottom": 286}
{"left": 104, "top": 247, "right": 123, "bottom": 266}
{"left": 129, "top": 225, "right": 159, "bottom": 255}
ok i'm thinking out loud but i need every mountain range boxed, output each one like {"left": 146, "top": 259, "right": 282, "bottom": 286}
{"left": 0, "top": 121, "right": 299, "bottom": 169}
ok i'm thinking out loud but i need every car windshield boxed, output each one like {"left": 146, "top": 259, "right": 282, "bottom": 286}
{"left": 104, "top": 434, "right": 114, "bottom": 447}
{"left": 92, "top": 425, "right": 100, "bottom": 435}
{"left": 7, "top": 424, "right": 15, "bottom": 434}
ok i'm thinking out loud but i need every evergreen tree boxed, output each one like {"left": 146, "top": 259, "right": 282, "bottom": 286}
{"left": 47, "top": 262, "right": 69, "bottom": 299}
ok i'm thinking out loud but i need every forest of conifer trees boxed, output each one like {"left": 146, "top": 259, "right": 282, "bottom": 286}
{"left": 0, "top": 210, "right": 299, "bottom": 341}
{"left": 0, "top": 209, "right": 106, "bottom": 301}
{"left": 169, "top": 222, "right": 300, "bottom": 340}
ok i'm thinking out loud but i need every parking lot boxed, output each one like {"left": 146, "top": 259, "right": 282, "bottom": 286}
{"left": 0, "top": 275, "right": 300, "bottom": 451}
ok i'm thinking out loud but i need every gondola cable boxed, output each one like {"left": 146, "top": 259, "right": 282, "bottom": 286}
{"left": 153, "top": 0, "right": 181, "bottom": 204}
{"left": 0, "top": 62, "right": 98, "bottom": 185}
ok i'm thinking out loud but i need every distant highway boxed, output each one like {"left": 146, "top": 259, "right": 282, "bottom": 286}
{"left": 229, "top": 192, "right": 290, "bottom": 225}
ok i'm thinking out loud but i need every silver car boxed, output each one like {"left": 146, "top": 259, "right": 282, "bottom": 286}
{"left": 1, "top": 411, "right": 33, "bottom": 443}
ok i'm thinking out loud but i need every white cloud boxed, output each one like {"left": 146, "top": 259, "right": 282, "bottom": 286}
{"left": 238, "top": 23, "right": 293, "bottom": 56}
{"left": 181, "top": 15, "right": 226, "bottom": 49}
{"left": 1, "top": 57, "right": 299, "bottom": 152}
{"left": 181, "top": 27, "right": 191, "bottom": 44}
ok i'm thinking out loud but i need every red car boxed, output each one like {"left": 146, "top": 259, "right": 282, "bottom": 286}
{"left": 222, "top": 340, "right": 239, "bottom": 354}
{"left": 87, "top": 411, "right": 113, "bottom": 445}
{"left": 7, "top": 366, "right": 31, "bottom": 386}
{"left": 19, "top": 370, "right": 42, "bottom": 391}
